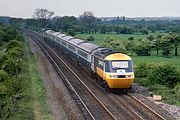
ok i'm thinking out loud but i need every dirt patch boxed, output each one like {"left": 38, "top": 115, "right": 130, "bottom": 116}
{"left": 25, "top": 35, "right": 84, "bottom": 120}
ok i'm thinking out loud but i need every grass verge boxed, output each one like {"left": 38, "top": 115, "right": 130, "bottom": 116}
{"left": 12, "top": 40, "right": 52, "bottom": 119}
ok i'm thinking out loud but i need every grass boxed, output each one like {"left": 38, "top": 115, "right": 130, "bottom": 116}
{"left": 76, "top": 32, "right": 161, "bottom": 45}
{"left": 132, "top": 56, "right": 180, "bottom": 71}
{"left": 13, "top": 41, "right": 52, "bottom": 119}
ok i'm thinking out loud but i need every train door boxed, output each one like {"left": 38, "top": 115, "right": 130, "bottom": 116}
{"left": 91, "top": 55, "right": 95, "bottom": 72}
{"left": 94, "top": 57, "right": 105, "bottom": 79}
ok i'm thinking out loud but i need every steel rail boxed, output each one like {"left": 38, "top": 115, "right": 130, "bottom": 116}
{"left": 127, "top": 93, "right": 166, "bottom": 120}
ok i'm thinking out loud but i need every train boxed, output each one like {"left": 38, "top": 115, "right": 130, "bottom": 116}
{"left": 42, "top": 30, "right": 134, "bottom": 89}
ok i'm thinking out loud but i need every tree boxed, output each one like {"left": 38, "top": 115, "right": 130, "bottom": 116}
{"left": 161, "top": 34, "right": 173, "bottom": 56}
{"left": 0, "top": 30, "right": 5, "bottom": 41}
{"left": 33, "top": 8, "right": 54, "bottom": 28}
{"left": 151, "top": 38, "right": 161, "bottom": 56}
{"left": 134, "top": 39, "right": 151, "bottom": 56}
{"left": 141, "top": 28, "right": 149, "bottom": 35}
{"left": 167, "top": 33, "right": 180, "bottom": 56}
{"left": 102, "top": 36, "right": 127, "bottom": 53}
{"left": 100, "top": 25, "right": 107, "bottom": 34}
{"left": 4, "top": 27, "right": 17, "bottom": 42}
{"left": 33, "top": 8, "right": 54, "bottom": 19}
{"left": 79, "top": 11, "right": 96, "bottom": 33}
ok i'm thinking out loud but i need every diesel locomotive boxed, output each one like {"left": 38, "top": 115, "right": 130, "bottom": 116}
{"left": 43, "top": 30, "right": 134, "bottom": 89}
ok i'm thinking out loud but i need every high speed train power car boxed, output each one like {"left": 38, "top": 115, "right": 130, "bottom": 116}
{"left": 43, "top": 30, "right": 134, "bottom": 89}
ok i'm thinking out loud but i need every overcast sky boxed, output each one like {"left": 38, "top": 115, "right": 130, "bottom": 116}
{"left": 0, "top": 0, "right": 180, "bottom": 18}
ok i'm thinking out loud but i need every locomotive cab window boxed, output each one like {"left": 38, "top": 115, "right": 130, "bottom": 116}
{"left": 111, "top": 61, "right": 129, "bottom": 69}
{"left": 98, "top": 60, "right": 104, "bottom": 69}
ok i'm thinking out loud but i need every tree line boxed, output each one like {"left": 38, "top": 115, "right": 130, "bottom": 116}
{"left": 9, "top": 9, "right": 180, "bottom": 57}
{"left": 9, "top": 9, "right": 180, "bottom": 36}
{"left": 101, "top": 33, "right": 180, "bottom": 57}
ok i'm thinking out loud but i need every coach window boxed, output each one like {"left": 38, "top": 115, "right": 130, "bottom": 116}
{"left": 68, "top": 44, "right": 76, "bottom": 52}
{"left": 57, "top": 38, "right": 61, "bottom": 43}
{"left": 78, "top": 50, "right": 88, "bottom": 59}
{"left": 61, "top": 41, "right": 67, "bottom": 47}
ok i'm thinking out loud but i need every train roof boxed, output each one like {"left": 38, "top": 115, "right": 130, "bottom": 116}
{"left": 57, "top": 34, "right": 66, "bottom": 38}
{"left": 53, "top": 32, "right": 61, "bottom": 36}
{"left": 68, "top": 39, "right": 100, "bottom": 53}
{"left": 94, "top": 48, "right": 118, "bottom": 59}
{"left": 62, "top": 36, "right": 74, "bottom": 41}
{"left": 45, "top": 30, "right": 54, "bottom": 34}
{"left": 78, "top": 42, "right": 101, "bottom": 53}
{"left": 68, "top": 38, "right": 84, "bottom": 46}
{"left": 104, "top": 53, "right": 132, "bottom": 60}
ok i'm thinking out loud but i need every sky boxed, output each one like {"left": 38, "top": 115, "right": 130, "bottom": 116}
{"left": 0, "top": 0, "right": 180, "bottom": 18}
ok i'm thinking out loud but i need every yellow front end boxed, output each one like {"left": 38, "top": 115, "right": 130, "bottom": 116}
{"left": 105, "top": 73, "right": 134, "bottom": 88}
{"left": 104, "top": 52, "right": 134, "bottom": 88}
{"left": 96, "top": 67, "right": 134, "bottom": 88}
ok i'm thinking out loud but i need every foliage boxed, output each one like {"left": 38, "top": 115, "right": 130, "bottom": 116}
{"left": 101, "top": 36, "right": 127, "bottom": 53}
{"left": 135, "top": 62, "right": 153, "bottom": 78}
{"left": 4, "top": 27, "right": 17, "bottom": 42}
{"left": 0, "top": 30, "right": 5, "bottom": 41}
{"left": 148, "top": 64, "right": 180, "bottom": 88}
{"left": 67, "top": 29, "right": 76, "bottom": 36}
{"left": 79, "top": 11, "right": 96, "bottom": 33}
{"left": 6, "top": 40, "right": 22, "bottom": 50}
{"left": 0, "top": 26, "right": 25, "bottom": 119}
{"left": 0, "top": 70, "right": 8, "bottom": 82}
{"left": 134, "top": 39, "right": 151, "bottom": 56}
{"left": 87, "top": 36, "right": 95, "bottom": 41}
{"left": 136, "top": 62, "right": 180, "bottom": 88}
{"left": 135, "top": 61, "right": 180, "bottom": 105}
{"left": 33, "top": 8, "right": 54, "bottom": 19}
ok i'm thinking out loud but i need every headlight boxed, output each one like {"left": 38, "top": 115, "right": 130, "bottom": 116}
{"left": 126, "top": 75, "right": 133, "bottom": 78}
{"left": 109, "top": 75, "right": 118, "bottom": 78}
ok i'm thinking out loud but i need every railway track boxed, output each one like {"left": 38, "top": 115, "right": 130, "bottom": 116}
{"left": 126, "top": 93, "right": 166, "bottom": 120}
{"left": 27, "top": 30, "right": 169, "bottom": 120}
{"left": 110, "top": 92, "right": 166, "bottom": 120}
{"left": 30, "top": 33, "right": 117, "bottom": 120}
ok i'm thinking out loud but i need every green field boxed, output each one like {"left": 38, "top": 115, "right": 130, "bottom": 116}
{"left": 133, "top": 56, "right": 180, "bottom": 71}
{"left": 76, "top": 32, "right": 161, "bottom": 45}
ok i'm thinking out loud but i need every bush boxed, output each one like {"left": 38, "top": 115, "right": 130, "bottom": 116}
{"left": 148, "top": 64, "right": 180, "bottom": 88}
{"left": 6, "top": 76, "right": 26, "bottom": 95}
{"left": 135, "top": 62, "right": 153, "bottom": 78}
{"left": 6, "top": 40, "right": 22, "bottom": 50}
{"left": 0, "top": 70, "right": 8, "bottom": 82}
{"left": 87, "top": 36, "right": 95, "bottom": 41}
{"left": 0, "top": 30, "right": 5, "bottom": 41}
{"left": 67, "top": 29, "right": 75, "bottom": 36}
